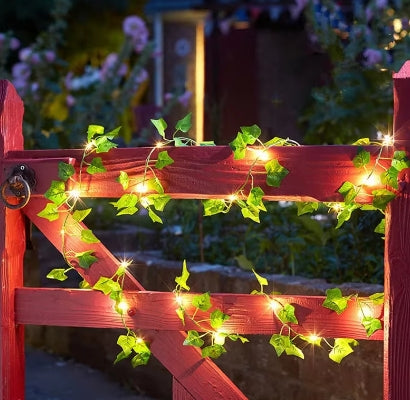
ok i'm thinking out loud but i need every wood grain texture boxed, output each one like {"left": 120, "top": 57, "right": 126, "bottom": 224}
{"left": 0, "top": 80, "right": 25, "bottom": 400}
{"left": 173, "top": 378, "right": 195, "bottom": 400}
{"left": 8, "top": 145, "right": 389, "bottom": 202}
{"left": 23, "top": 198, "right": 247, "bottom": 399}
{"left": 15, "top": 288, "right": 383, "bottom": 340}
{"left": 384, "top": 64, "right": 410, "bottom": 400}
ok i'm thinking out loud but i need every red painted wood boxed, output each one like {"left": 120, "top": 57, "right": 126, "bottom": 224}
{"left": 23, "top": 198, "right": 247, "bottom": 399}
{"left": 15, "top": 288, "right": 383, "bottom": 340}
{"left": 0, "top": 80, "right": 25, "bottom": 399}
{"left": 173, "top": 377, "right": 195, "bottom": 400}
{"left": 9, "top": 145, "right": 389, "bottom": 203}
{"left": 384, "top": 62, "right": 410, "bottom": 400}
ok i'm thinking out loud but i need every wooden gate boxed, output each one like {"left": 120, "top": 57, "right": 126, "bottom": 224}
{"left": 1, "top": 61, "right": 410, "bottom": 399}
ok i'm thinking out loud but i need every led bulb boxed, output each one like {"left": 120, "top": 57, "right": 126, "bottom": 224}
{"left": 117, "top": 300, "right": 129, "bottom": 314}
{"left": 214, "top": 330, "right": 226, "bottom": 345}
{"left": 136, "top": 182, "right": 148, "bottom": 193}
{"left": 382, "top": 134, "right": 394, "bottom": 147}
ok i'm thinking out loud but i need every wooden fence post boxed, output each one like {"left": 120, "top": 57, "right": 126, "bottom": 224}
{"left": 0, "top": 80, "right": 25, "bottom": 399}
{"left": 385, "top": 61, "right": 410, "bottom": 399}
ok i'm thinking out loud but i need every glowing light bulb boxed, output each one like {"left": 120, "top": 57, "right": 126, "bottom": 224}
{"left": 60, "top": 229, "right": 65, "bottom": 236}
{"left": 136, "top": 182, "right": 148, "bottom": 193}
{"left": 228, "top": 194, "right": 238, "bottom": 202}
{"left": 361, "top": 173, "right": 380, "bottom": 187}
{"left": 175, "top": 294, "right": 184, "bottom": 307}
{"left": 382, "top": 134, "right": 394, "bottom": 147}
{"left": 213, "top": 330, "right": 226, "bottom": 345}
{"left": 269, "top": 299, "right": 281, "bottom": 313}
{"left": 119, "top": 259, "right": 131, "bottom": 269}
{"left": 136, "top": 337, "right": 144, "bottom": 344}
{"left": 331, "top": 203, "right": 343, "bottom": 213}
{"left": 307, "top": 334, "right": 322, "bottom": 346}
{"left": 249, "top": 148, "right": 270, "bottom": 162}
{"left": 84, "top": 141, "right": 95, "bottom": 152}
{"left": 155, "top": 141, "right": 164, "bottom": 148}
{"left": 117, "top": 300, "right": 129, "bottom": 314}
{"left": 67, "top": 189, "right": 81, "bottom": 201}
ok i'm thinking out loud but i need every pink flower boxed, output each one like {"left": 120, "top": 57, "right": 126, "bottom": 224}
{"left": 100, "top": 53, "right": 128, "bottom": 81}
{"left": 10, "top": 37, "right": 20, "bottom": 50}
{"left": 164, "top": 92, "right": 173, "bottom": 102}
{"left": 66, "top": 94, "right": 76, "bottom": 107}
{"left": 135, "top": 68, "right": 148, "bottom": 84}
{"left": 363, "top": 48, "right": 383, "bottom": 67}
{"left": 44, "top": 50, "right": 56, "bottom": 63}
{"left": 19, "top": 47, "right": 32, "bottom": 62}
{"left": 178, "top": 91, "right": 192, "bottom": 107}
{"left": 123, "top": 15, "right": 149, "bottom": 53}
{"left": 12, "top": 62, "right": 31, "bottom": 80}
{"left": 64, "top": 72, "right": 74, "bottom": 90}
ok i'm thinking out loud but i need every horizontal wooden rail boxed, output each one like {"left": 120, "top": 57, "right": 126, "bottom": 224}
{"left": 15, "top": 288, "right": 383, "bottom": 340}
{"left": 7, "top": 145, "right": 390, "bottom": 203}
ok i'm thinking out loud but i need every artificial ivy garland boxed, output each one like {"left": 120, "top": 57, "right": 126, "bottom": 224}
{"left": 37, "top": 113, "right": 399, "bottom": 366}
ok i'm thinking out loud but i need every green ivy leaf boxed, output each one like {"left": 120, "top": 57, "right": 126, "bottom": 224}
{"left": 131, "top": 351, "right": 150, "bottom": 367}
{"left": 117, "top": 206, "right": 138, "bottom": 216}
{"left": 335, "top": 204, "right": 359, "bottom": 229}
{"left": 329, "top": 338, "right": 358, "bottom": 363}
{"left": 46, "top": 268, "right": 68, "bottom": 281}
{"left": 264, "top": 137, "right": 288, "bottom": 146}
{"left": 380, "top": 167, "right": 399, "bottom": 189}
{"left": 338, "top": 181, "right": 357, "bottom": 204}
{"left": 391, "top": 150, "right": 410, "bottom": 171}
{"left": 227, "top": 334, "right": 249, "bottom": 343}
{"left": 110, "top": 194, "right": 138, "bottom": 210}
{"left": 80, "top": 229, "right": 100, "bottom": 244}
{"left": 203, "top": 199, "right": 227, "bottom": 216}
{"left": 353, "top": 147, "right": 370, "bottom": 168}
{"left": 147, "top": 177, "right": 164, "bottom": 194}
{"left": 322, "top": 288, "right": 350, "bottom": 314}
{"left": 151, "top": 118, "right": 167, "bottom": 138}
{"left": 93, "top": 277, "right": 122, "bottom": 296}
{"left": 117, "top": 171, "right": 129, "bottom": 190}
{"left": 175, "top": 260, "right": 190, "bottom": 291}
{"left": 155, "top": 150, "right": 174, "bottom": 169}
{"left": 300, "top": 335, "right": 322, "bottom": 346}
{"left": 277, "top": 304, "right": 298, "bottom": 324}
{"left": 87, "top": 124, "right": 104, "bottom": 141}
{"left": 192, "top": 292, "right": 212, "bottom": 311}
{"left": 75, "top": 250, "right": 97, "bottom": 269}
{"left": 200, "top": 141, "right": 215, "bottom": 146}
{"left": 148, "top": 208, "right": 163, "bottom": 224}
{"left": 361, "top": 316, "right": 382, "bottom": 337}
{"left": 369, "top": 292, "right": 384, "bottom": 305}
{"left": 265, "top": 159, "right": 289, "bottom": 187}
{"left": 175, "top": 113, "right": 192, "bottom": 133}
{"left": 37, "top": 203, "right": 60, "bottom": 221}
{"left": 45, "top": 180, "right": 67, "bottom": 206}
{"left": 240, "top": 124, "right": 261, "bottom": 144}
{"left": 94, "top": 135, "right": 117, "bottom": 153}
{"left": 86, "top": 157, "right": 106, "bottom": 174}
{"left": 372, "top": 189, "right": 396, "bottom": 211}
{"left": 72, "top": 208, "right": 91, "bottom": 222}
{"left": 229, "top": 133, "right": 247, "bottom": 160}
{"left": 174, "top": 137, "right": 187, "bottom": 147}
{"left": 234, "top": 254, "right": 254, "bottom": 271}
{"left": 79, "top": 280, "right": 91, "bottom": 289}
{"left": 269, "top": 334, "right": 304, "bottom": 359}
{"left": 58, "top": 162, "right": 75, "bottom": 181}
{"left": 210, "top": 309, "right": 230, "bottom": 330}
{"left": 176, "top": 307, "right": 185, "bottom": 325}
{"left": 252, "top": 269, "right": 268, "bottom": 288}
{"left": 146, "top": 194, "right": 171, "bottom": 211}
{"left": 352, "top": 138, "right": 370, "bottom": 145}
{"left": 374, "top": 218, "right": 386, "bottom": 235}
{"left": 247, "top": 187, "right": 266, "bottom": 211}
{"left": 183, "top": 330, "right": 204, "bottom": 347}
{"left": 201, "top": 344, "right": 226, "bottom": 359}
{"left": 105, "top": 126, "right": 121, "bottom": 140}
{"left": 241, "top": 205, "right": 261, "bottom": 223}
{"left": 296, "top": 202, "right": 319, "bottom": 216}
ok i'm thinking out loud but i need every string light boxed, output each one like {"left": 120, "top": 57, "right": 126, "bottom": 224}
{"left": 175, "top": 293, "right": 184, "bottom": 307}
{"left": 330, "top": 203, "right": 343, "bottom": 214}
{"left": 361, "top": 173, "right": 380, "bottom": 187}
{"left": 382, "top": 134, "right": 394, "bottom": 147}
{"left": 269, "top": 298, "right": 282, "bottom": 313}
{"left": 67, "top": 189, "right": 81, "bottom": 201}
{"left": 84, "top": 141, "right": 95, "bottom": 152}
{"left": 228, "top": 194, "right": 238, "bottom": 202}
{"left": 135, "top": 182, "right": 148, "bottom": 193}
{"left": 249, "top": 148, "right": 270, "bottom": 162}
{"left": 116, "top": 300, "right": 129, "bottom": 314}
{"left": 213, "top": 330, "right": 227, "bottom": 345}
{"left": 155, "top": 141, "right": 164, "bottom": 148}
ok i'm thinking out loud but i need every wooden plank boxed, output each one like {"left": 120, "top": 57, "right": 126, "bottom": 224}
{"left": 9, "top": 145, "right": 389, "bottom": 202}
{"left": 0, "top": 80, "right": 25, "bottom": 399}
{"left": 173, "top": 377, "right": 195, "bottom": 400}
{"left": 23, "top": 198, "right": 247, "bottom": 399}
{"left": 15, "top": 288, "right": 383, "bottom": 340}
{"left": 384, "top": 61, "right": 410, "bottom": 400}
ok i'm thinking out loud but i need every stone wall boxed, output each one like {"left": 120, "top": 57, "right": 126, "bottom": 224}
{"left": 25, "top": 231, "right": 383, "bottom": 400}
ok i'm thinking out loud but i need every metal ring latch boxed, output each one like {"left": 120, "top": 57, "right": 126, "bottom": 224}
{"left": 0, "top": 165, "right": 36, "bottom": 209}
